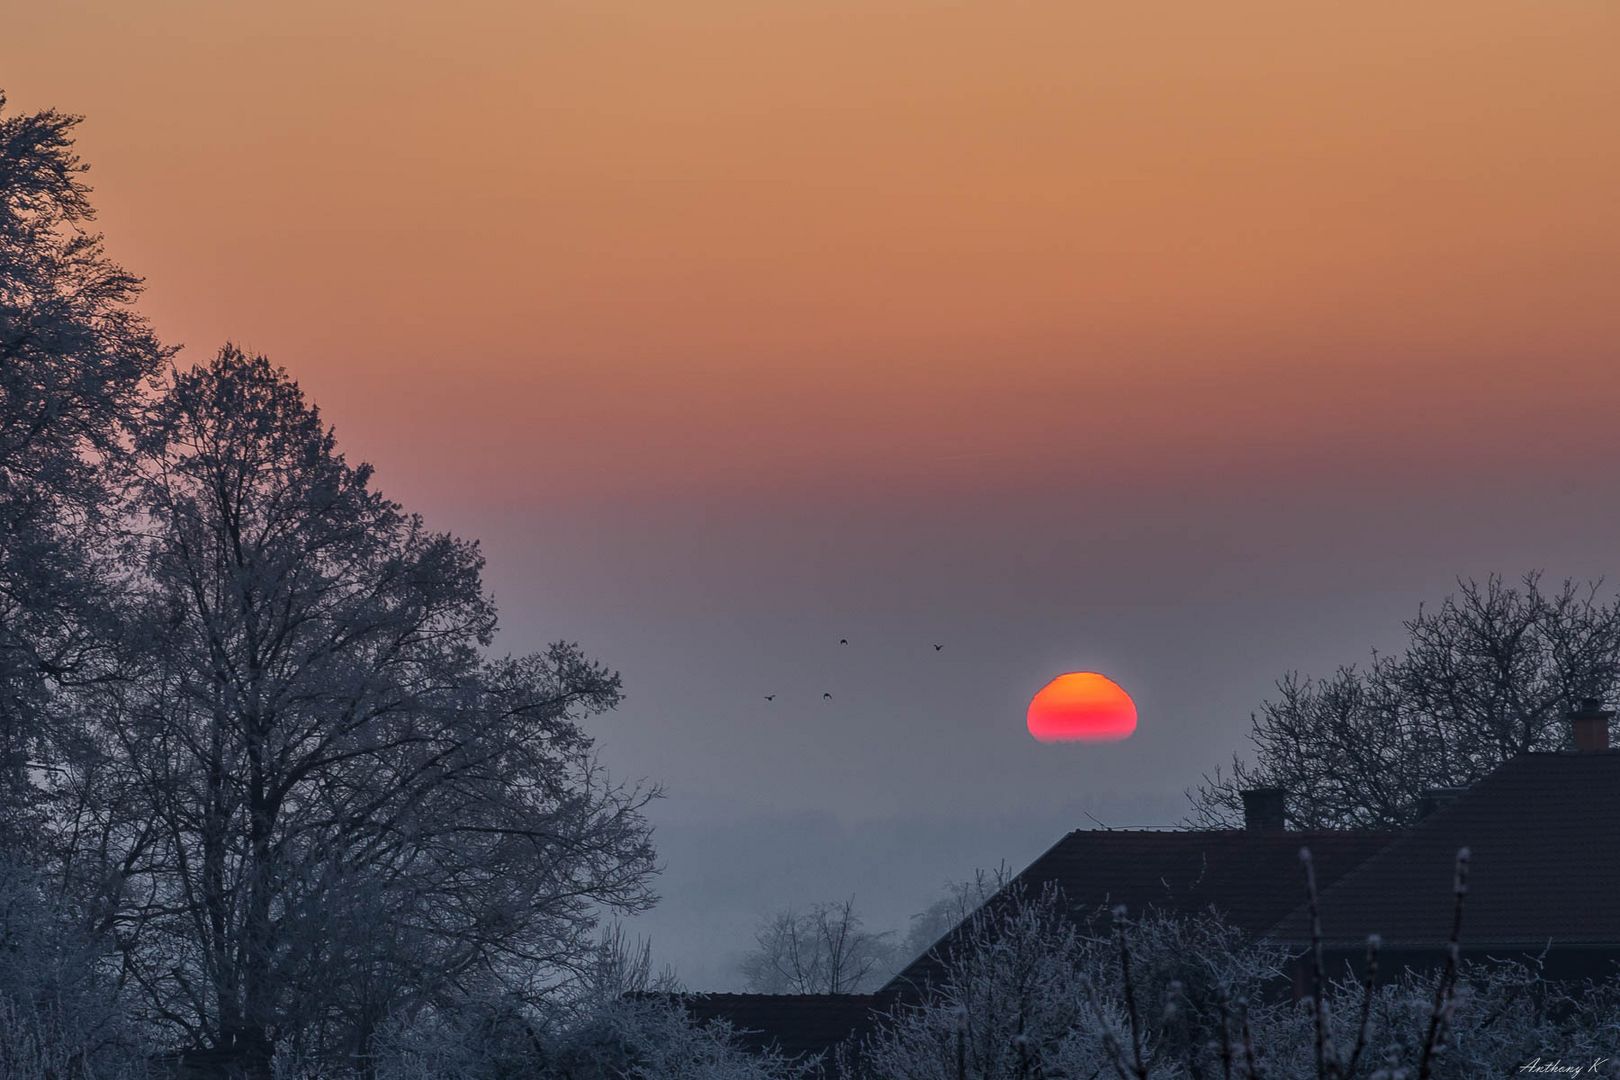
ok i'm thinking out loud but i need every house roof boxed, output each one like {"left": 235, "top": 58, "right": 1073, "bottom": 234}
{"left": 672, "top": 992, "right": 889, "bottom": 1061}
{"left": 686, "top": 751, "right": 1620, "bottom": 1064}
{"left": 1267, "top": 751, "right": 1620, "bottom": 948}
{"left": 884, "top": 825, "right": 1394, "bottom": 995}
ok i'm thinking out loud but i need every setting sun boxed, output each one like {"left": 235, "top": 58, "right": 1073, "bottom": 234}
{"left": 1027, "top": 672, "right": 1138, "bottom": 743}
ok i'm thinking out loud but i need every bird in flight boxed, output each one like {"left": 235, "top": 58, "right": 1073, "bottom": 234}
{"left": 839, "top": 638, "right": 848, "bottom": 645}
{"left": 764, "top": 694, "right": 776, "bottom": 702}
{"left": 933, "top": 644, "right": 943, "bottom": 651}
{"left": 822, "top": 692, "right": 833, "bottom": 700}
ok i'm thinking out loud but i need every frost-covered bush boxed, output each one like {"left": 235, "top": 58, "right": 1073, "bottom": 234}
{"left": 1244, "top": 959, "right": 1620, "bottom": 1080}
{"left": 365, "top": 931, "right": 811, "bottom": 1080}
{"left": 360, "top": 993, "right": 551, "bottom": 1080}
{"left": 0, "top": 856, "right": 147, "bottom": 1079}
{"left": 858, "top": 852, "right": 1620, "bottom": 1080}
{"left": 367, "top": 992, "right": 811, "bottom": 1080}
{"left": 545, "top": 995, "right": 815, "bottom": 1080}
{"left": 859, "top": 883, "right": 1286, "bottom": 1079}
{"left": 1226, "top": 846, "right": 1617, "bottom": 1080}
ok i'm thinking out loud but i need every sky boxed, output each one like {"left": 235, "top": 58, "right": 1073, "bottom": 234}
{"left": 8, "top": 0, "right": 1620, "bottom": 986}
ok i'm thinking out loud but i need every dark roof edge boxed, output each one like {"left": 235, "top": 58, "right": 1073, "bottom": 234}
{"left": 877, "top": 826, "right": 1084, "bottom": 996}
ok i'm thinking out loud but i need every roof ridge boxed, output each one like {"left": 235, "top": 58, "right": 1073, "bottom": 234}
{"left": 1263, "top": 752, "right": 1620, "bottom": 945}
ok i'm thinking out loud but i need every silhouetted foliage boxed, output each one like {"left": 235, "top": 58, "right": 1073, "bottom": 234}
{"left": 0, "top": 90, "right": 167, "bottom": 847}
{"left": 1190, "top": 574, "right": 1620, "bottom": 828}
{"left": 46, "top": 350, "right": 655, "bottom": 1075}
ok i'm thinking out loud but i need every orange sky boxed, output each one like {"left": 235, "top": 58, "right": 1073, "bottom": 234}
{"left": 8, "top": 1, "right": 1620, "bottom": 511}
{"left": 11, "top": 0, "right": 1620, "bottom": 988}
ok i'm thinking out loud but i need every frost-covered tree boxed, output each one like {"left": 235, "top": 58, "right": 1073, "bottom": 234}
{"left": 0, "top": 90, "right": 166, "bottom": 845}
{"left": 53, "top": 350, "right": 656, "bottom": 1076}
{"left": 739, "top": 898, "right": 893, "bottom": 994}
{"left": 1192, "top": 574, "right": 1620, "bottom": 829}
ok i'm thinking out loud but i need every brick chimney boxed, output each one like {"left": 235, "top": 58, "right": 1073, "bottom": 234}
{"left": 1571, "top": 698, "right": 1613, "bottom": 753}
{"left": 1241, "top": 787, "right": 1287, "bottom": 831}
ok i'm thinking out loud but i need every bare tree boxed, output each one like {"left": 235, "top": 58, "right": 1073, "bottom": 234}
{"left": 0, "top": 90, "right": 167, "bottom": 846}
{"left": 889, "top": 872, "right": 1007, "bottom": 980}
{"left": 53, "top": 350, "right": 656, "bottom": 1076}
{"left": 1190, "top": 574, "right": 1620, "bottom": 829}
{"left": 739, "top": 898, "right": 893, "bottom": 994}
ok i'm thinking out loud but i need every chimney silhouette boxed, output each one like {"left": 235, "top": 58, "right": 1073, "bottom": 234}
{"left": 1570, "top": 698, "right": 1613, "bottom": 753}
{"left": 1241, "top": 787, "right": 1287, "bottom": 831}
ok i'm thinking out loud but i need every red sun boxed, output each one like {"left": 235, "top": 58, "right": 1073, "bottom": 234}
{"left": 1027, "top": 672, "right": 1137, "bottom": 743}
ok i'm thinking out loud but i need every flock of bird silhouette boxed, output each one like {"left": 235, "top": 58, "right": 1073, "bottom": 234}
{"left": 763, "top": 638, "right": 944, "bottom": 702}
